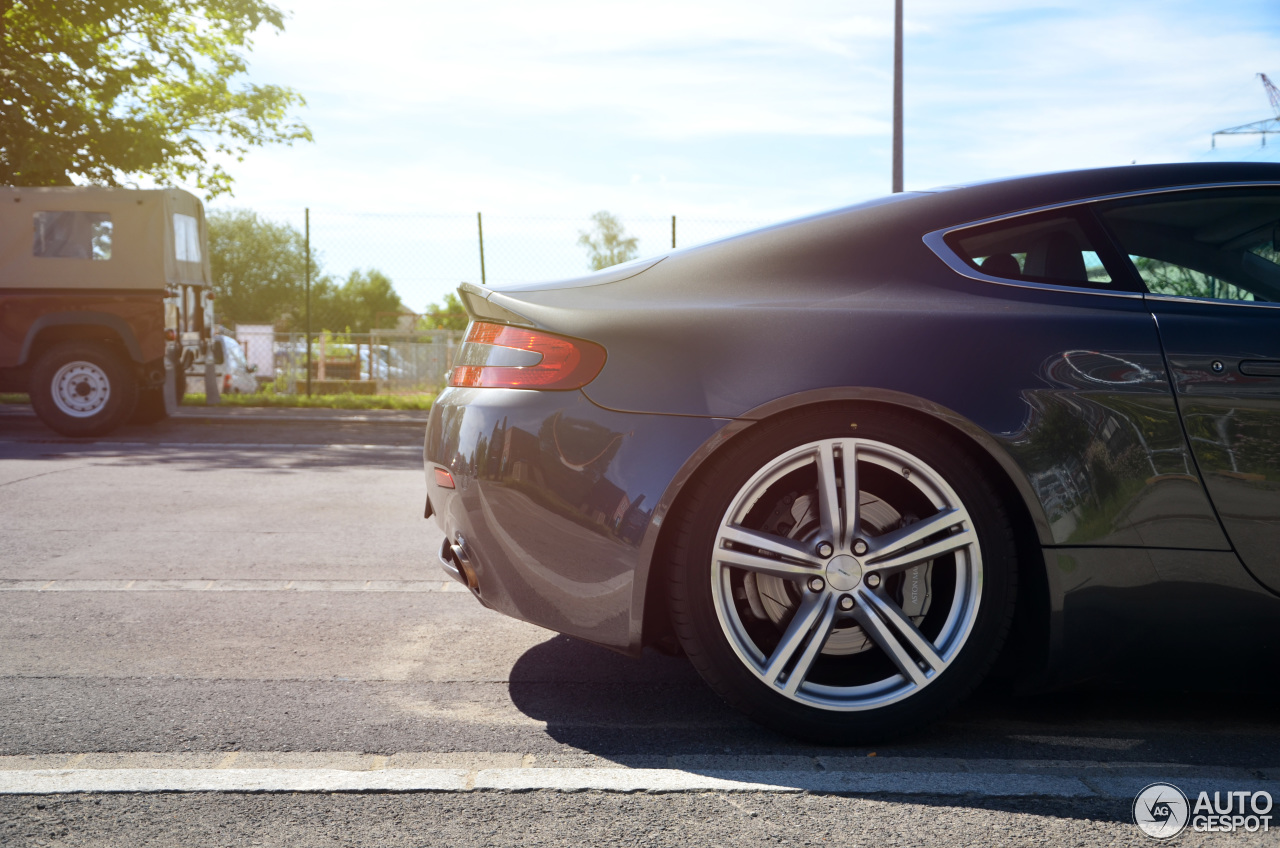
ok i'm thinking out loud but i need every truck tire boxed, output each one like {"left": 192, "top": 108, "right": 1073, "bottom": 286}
{"left": 30, "top": 341, "right": 138, "bottom": 437}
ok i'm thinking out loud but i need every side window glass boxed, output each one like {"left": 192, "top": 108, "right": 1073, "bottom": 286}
{"left": 948, "top": 212, "right": 1114, "bottom": 288}
{"left": 1098, "top": 190, "right": 1280, "bottom": 303}
{"left": 33, "top": 212, "right": 112, "bottom": 260}
{"left": 173, "top": 213, "right": 201, "bottom": 262}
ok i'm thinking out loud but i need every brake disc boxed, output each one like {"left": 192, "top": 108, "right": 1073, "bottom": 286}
{"left": 742, "top": 491, "right": 933, "bottom": 656}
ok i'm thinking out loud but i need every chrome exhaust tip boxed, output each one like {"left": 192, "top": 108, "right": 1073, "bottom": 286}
{"left": 437, "top": 537, "right": 465, "bottom": 585}
{"left": 438, "top": 535, "right": 480, "bottom": 593}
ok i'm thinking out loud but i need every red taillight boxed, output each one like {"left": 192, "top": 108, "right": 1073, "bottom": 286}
{"left": 223, "top": 374, "right": 231, "bottom": 391}
{"left": 449, "top": 322, "right": 606, "bottom": 390}
{"left": 164, "top": 329, "right": 177, "bottom": 342}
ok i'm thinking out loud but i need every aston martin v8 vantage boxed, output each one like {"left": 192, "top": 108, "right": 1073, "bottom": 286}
{"left": 425, "top": 163, "right": 1280, "bottom": 743}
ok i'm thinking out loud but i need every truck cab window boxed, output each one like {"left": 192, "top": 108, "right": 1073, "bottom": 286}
{"left": 33, "top": 212, "right": 112, "bottom": 260}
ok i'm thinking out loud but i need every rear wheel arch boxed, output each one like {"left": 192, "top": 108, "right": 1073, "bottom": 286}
{"left": 641, "top": 396, "right": 1050, "bottom": 684}
{"left": 21, "top": 313, "right": 144, "bottom": 366}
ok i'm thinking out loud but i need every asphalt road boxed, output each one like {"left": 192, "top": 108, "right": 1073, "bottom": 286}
{"left": 1, "top": 402, "right": 1277, "bottom": 846}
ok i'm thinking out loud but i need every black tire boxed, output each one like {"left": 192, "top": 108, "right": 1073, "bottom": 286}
{"left": 29, "top": 341, "right": 139, "bottom": 437}
{"left": 666, "top": 407, "right": 1018, "bottom": 745}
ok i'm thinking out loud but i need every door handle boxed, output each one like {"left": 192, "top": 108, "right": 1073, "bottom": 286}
{"left": 1239, "top": 360, "right": 1280, "bottom": 377}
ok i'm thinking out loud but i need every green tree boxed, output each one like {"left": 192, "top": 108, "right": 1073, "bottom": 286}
{"left": 330, "top": 268, "right": 405, "bottom": 332}
{"left": 208, "top": 209, "right": 309, "bottom": 327}
{"left": 577, "top": 211, "right": 639, "bottom": 271}
{"left": 420, "top": 293, "right": 468, "bottom": 330}
{"left": 0, "top": 0, "right": 310, "bottom": 197}
{"left": 209, "top": 210, "right": 405, "bottom": 332}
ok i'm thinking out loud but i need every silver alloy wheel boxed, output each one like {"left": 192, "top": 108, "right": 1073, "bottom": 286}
{"left": 710, "top": 437, "right": 983, "bottom": 711}
{"left": 50, "top": 360, "right": 112, "bottom": 418}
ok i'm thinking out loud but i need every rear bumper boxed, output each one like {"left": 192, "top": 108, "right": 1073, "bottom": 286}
{"left": 424, "top": 386, "right": 730, "bottom": 653}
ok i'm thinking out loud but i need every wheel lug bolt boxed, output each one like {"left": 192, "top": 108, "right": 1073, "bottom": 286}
{"left": 852, "top": 539, "right": 869, "bottom": 556}
{"left": 838, "top": 595, "right": 855, "bottom": 611}
{"left": 807, "top": 577, "right": 825, "bottom": 593}
{"left": 866, "top": 573, "right": 881, "bottom": 588}
{"left": 815, "top": 541, "right": 834, "bottom": 558}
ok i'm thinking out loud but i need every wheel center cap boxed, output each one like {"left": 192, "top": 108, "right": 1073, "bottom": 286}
{"left": 825, "top": 554, "right": 863, "bottom": 592}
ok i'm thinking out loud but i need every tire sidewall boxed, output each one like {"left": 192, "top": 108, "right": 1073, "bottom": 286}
{"left": 669, "top": 407, "right": 1017, "bottom": 744}
{"left": 30, "top": 341, "right": 138, "bottom": 437}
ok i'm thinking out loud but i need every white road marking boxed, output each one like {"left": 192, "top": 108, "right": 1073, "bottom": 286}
{"left": 0, "top": 579, "right": 470, "bottom": 593}
{"left": 0, "top": 755, "right": 1272, "bottom": 798}
{"left": 0, "top": 440, "right": 422, "bottom": 451}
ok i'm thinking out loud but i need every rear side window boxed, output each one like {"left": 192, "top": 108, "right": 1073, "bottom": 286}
{"left": 947, "top": 211, "right": 1117, "bottom": 288}
{"left": 1098, "top": 190, "right": 1280, "bottom": 303}
{"left": 33, "top": 211, "right": 112, "bottom": 260}
{"left": 173, "top": 213, "right": 201, "bottom": 262}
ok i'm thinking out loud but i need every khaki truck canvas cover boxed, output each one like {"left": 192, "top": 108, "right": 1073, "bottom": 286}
{"left": 0, "top": 186, "right": 211, "bottom": 290}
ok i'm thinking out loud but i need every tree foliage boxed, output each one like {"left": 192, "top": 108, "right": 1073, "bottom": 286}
{"left": 324, "top": 268, "right": 405, "bottom": 333}
{"left": 208, "top": 209, "right": 404, "bottom": 332}
{"left": 420, "top": 293, "right": 468, "bottom": 330}
{"left": 0, "top": 0, "right": 311, "bottom": 197}
{"left": 208, "top": 208, "right": 306, "bottom": 326}
{"left": 577, "top": 210, "right": 638, "bottom": 271}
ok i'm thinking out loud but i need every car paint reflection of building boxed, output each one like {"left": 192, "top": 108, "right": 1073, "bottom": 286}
{"left": 481, "top": 413, "right": 652, "bottom": 546}
{"left": 1007, "top": 347, "right": 1226, "bottom": 550}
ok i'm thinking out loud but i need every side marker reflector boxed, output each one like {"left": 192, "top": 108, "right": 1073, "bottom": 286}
{"left": 434, "top": 468, "right": 455, "bottom": 489}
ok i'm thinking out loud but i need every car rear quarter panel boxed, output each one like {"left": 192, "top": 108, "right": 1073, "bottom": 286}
{"left": 426, "top": 387, "right": 731, "bottom": 652}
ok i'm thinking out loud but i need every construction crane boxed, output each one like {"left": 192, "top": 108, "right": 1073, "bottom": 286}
{"left": 1212, "top": 73, "right": 1280, "bottom": 148}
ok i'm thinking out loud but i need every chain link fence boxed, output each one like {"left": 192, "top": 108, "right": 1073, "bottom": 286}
{"left": 231, "top": 329, "right": 463, "bottom": 396}
{"left": 226, "top": 211, "right": 771, "bottom": 395}
{"left": 267, "top": 209, "right": 770, "bottom": 304}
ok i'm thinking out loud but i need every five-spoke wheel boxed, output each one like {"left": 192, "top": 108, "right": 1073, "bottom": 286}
{"left": 668, "top": 408, "right": 1016, "bottom": 744}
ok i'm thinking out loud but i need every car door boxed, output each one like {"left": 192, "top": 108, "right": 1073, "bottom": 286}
{"left": 1096, "top": 187, "right": 1280, "bottom": 593}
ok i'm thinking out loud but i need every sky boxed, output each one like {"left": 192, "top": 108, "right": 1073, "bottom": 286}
{"left": 203, "top": 0, "right": 1280, "bottom": 312}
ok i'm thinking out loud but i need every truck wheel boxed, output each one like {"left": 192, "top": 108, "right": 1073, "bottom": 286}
{"left": 30, "top": 341, "right": 138, "bottom": 437}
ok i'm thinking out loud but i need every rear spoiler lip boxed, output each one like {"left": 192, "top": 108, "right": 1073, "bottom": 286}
{"left": 457, "top": 282, "right": 536, "bottom": 327}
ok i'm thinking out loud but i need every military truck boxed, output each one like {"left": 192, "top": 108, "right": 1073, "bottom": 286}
{"left": 0, "top": 186, "right": 216, "bottom": 436}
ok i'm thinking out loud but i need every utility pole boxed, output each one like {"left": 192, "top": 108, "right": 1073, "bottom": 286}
{"left": 892, "top": 0, "right": 904, "bottom": 193}
{"left": 304, "top": 208, "right": 312, "bottom": 397}
{"left": 477, "top": 212, "right": 487, "bottom": 286}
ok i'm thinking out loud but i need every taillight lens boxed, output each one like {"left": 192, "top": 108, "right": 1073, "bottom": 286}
{"left": 449, "top": 322, "right": 606, "bottom": 390}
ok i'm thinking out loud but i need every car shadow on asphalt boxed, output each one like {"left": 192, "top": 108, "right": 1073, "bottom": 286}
{"left": 507, "top": 633, "right": 1280, "bottom": 821}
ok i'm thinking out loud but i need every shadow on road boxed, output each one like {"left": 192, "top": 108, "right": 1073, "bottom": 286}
{"left": 507, "top": 631, "right": 1280, "bottom": 821}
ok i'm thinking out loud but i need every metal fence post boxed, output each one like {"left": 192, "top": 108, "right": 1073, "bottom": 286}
{"left": 305, "top": 207, "right": 312, "bottom": 397}
{"left": 672, "top": 215, "right": 676, "bottom": 249}
{"left": 477, "top": 211, "right": 486, "bottom": 286}
{"left": 892, "top": 0, "right": 904, "bottom": 193}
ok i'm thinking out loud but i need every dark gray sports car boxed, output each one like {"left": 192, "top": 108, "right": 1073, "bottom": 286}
{"left": 425, "top": 163, "right": 1280, "bottom": 743}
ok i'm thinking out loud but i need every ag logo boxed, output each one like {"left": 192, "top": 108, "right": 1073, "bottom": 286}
{"left": 1133, "top": 782, "right": 1190, "bottom": 839}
